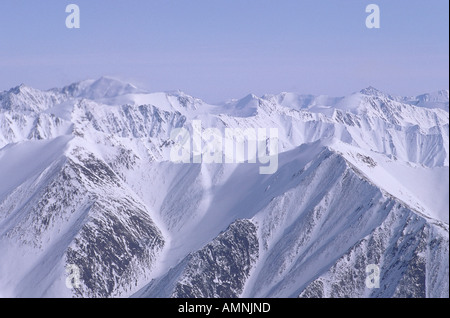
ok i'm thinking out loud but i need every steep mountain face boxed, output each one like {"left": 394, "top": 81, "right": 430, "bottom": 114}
{"left": 0, "top": 78, "right": 448, "bottom": 298}
{"left": 134, "top": 219, "right": 259, "bottom": 298}
{"left": 0, "top": 137, "right": 164, "bottom": 297}
{"left": 134, "top": 145, "right": 448, "bottom": 298}
{"left": 299, "top": 214, "right": 448, "bottom": 298}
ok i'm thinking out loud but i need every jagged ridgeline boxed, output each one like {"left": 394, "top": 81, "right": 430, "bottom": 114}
{"left": 0, "top": 77, "right": 448, "bottom": 297}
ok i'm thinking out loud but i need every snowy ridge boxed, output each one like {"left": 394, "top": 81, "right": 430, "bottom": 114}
{"left": 0, "top": 78, "right": 448, "bottom": 298}
{"left": 0, "top": 137, "right": 165, "bottom": 297}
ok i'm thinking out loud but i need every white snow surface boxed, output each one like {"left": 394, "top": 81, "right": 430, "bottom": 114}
{"left": 0, "top": 78, "right": 448, "bottom": 298}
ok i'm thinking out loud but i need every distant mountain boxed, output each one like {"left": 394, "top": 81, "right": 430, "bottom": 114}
{"left": 0, "top": 79, "right": 448, "bottom": 298}
{"left": 58, "top": 76, "right": 146, "bottom": 100}
{"left": 408, "top": 90, "right": 450, "bottom": 111}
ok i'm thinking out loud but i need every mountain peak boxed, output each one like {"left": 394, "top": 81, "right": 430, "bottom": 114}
{"left": 235, "top": 93, "right": 260, "bottom": 109}
{"left": 94, "top": 76, "right": 137, "bottom": 89}
{"left": 61, "top": 76, "right": 144, "bottom": 100}
{"left": 360, "top": 86, "right": 386, "bottom": 96}
{"left": 166, "top": 89, "right": 192, "bottom": 98}
{"left": 8, "top": 83, "right": 33, "bottom": 95}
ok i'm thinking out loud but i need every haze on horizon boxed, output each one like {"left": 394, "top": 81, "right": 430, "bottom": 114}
{"left": 0, "top": 0, "right": 448, "bottom": 103}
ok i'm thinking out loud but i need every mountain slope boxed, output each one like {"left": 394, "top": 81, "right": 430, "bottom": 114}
{"left": 134, "top": 144, "right": 448, "bottom": 298}
{"left": 0, "top": 137, "right": 165, "bottom": 297}
{"left": 0, "top": 79, "right": 448, "bottom": 298}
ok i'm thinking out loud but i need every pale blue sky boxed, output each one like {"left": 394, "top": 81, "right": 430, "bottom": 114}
{"left": 0, "top": 0, "right": 448, "bottom": 102}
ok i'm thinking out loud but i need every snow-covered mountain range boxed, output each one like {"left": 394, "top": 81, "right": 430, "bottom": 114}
{"left": 0, "top": 77, "right": 448, "bottom": 298}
